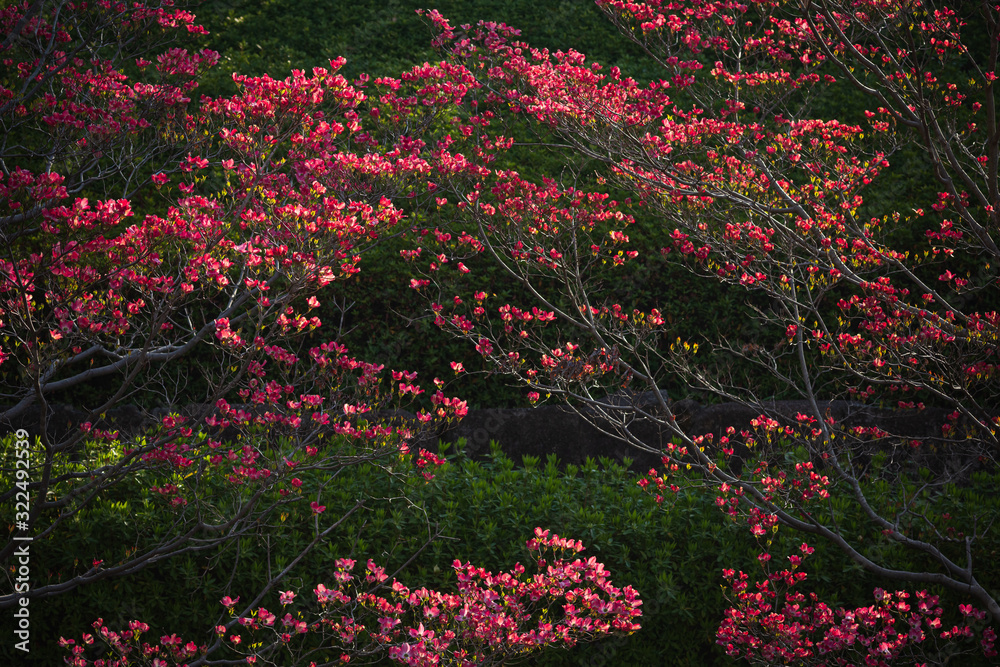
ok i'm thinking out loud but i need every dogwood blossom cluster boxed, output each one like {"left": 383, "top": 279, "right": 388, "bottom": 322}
{"left": 59, "top": 529, "right": 641, "bottom": 666}
{"left": 717, "top": 543, "right": 997, "bottom": 666}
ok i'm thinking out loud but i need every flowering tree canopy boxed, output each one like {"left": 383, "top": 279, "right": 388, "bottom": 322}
{"left": 382, "top": 1, "right": 1000, "bottom": 663}
{"left": 0, "top": 0, "right": 472, "bottom": 605}
{"left": 0, "top": 1, "right": 645, "bottom": 664}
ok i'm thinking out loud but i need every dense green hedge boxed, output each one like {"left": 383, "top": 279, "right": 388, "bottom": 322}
{"left": 6, "top": 437, "right": 756, "bottom": 665}
{"left": 12, "top": 433, "right": 997, "bottom": 665}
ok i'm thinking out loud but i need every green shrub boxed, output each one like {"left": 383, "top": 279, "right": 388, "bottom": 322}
{"left": 22, "top": 435, "right": 998, "bottom": 665}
